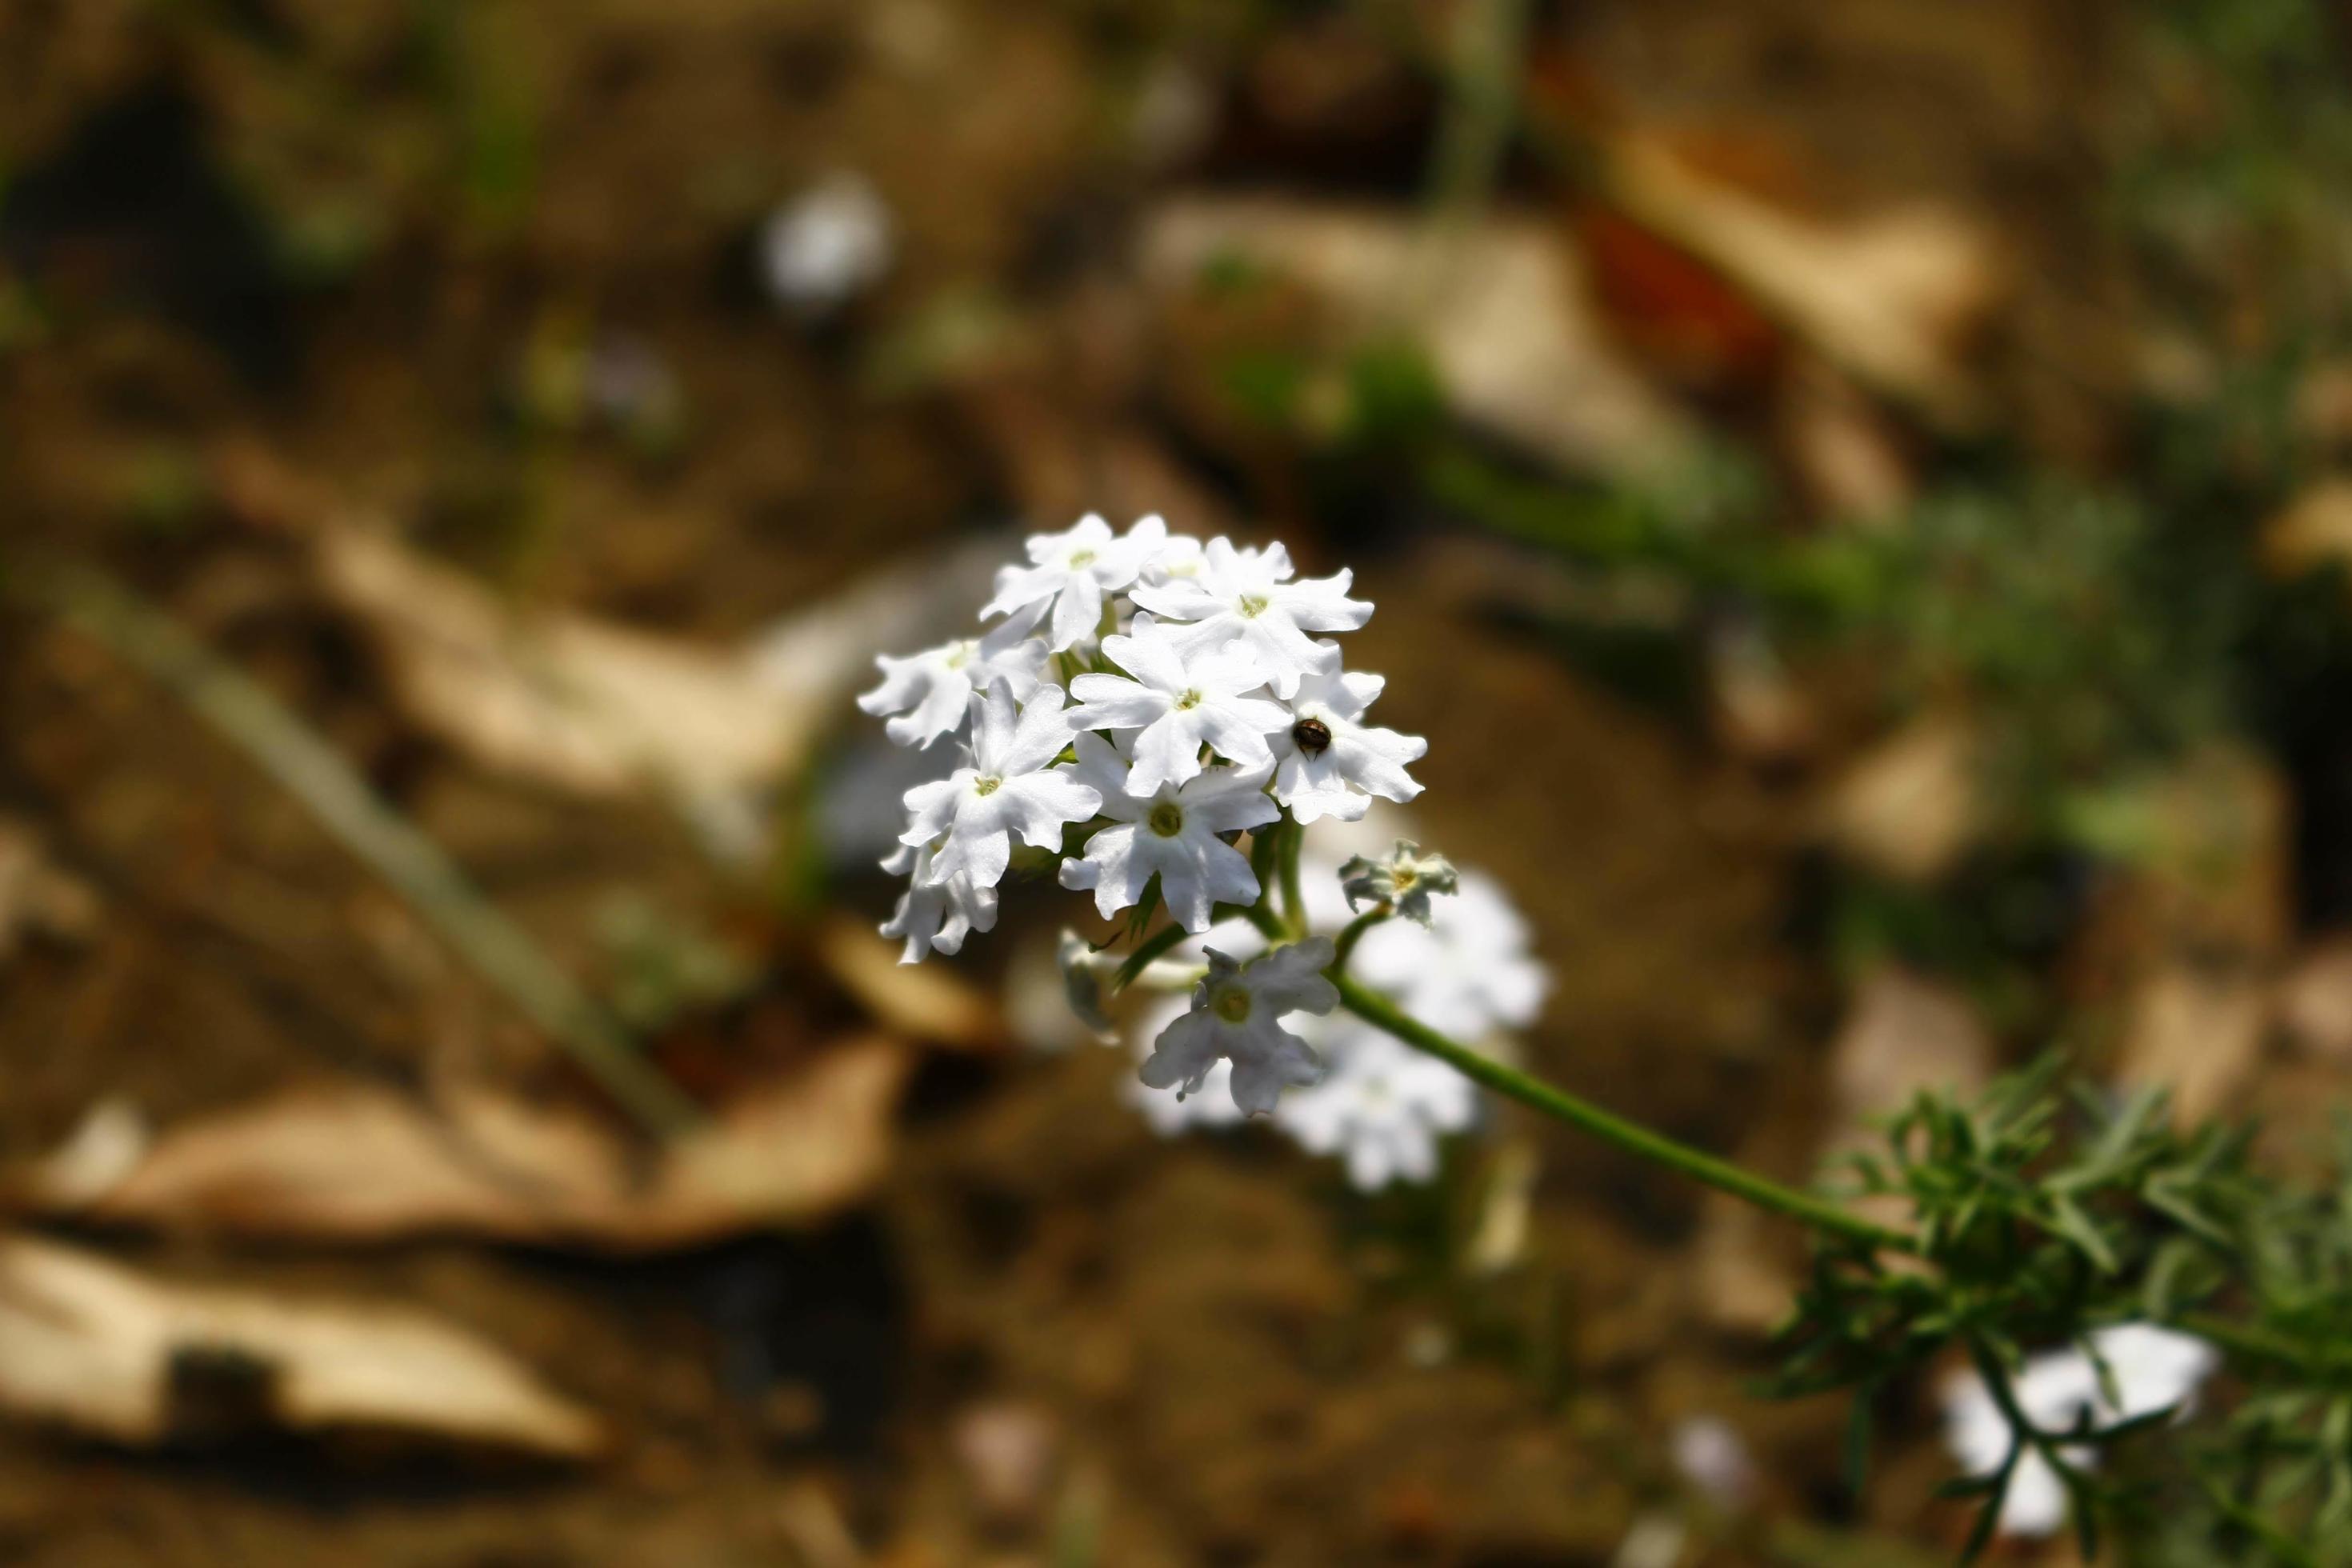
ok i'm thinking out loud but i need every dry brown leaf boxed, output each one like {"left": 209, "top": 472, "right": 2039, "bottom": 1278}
{"left": 1140, "top": 197, "right": 1698, "bottom": 480}
{"left": 818, "top": 915, "right": 1002, "bottom": 1051}
{"left": 0, "top": 1234, "right": 602, "bottom": 1458}
{"left": 0, "top": 815, "right": 102, "bottom": 961}
{"left": 314, "top": 526, "right": 812, "bottom": 802}
{"left": 2116, "top": 964, "right": 2270, "bottom": 1125}
{"left": 1820, "top": 715, "right": 1982, "bottom": 884}
{"left": 10, "top": 1038, "right": 909, "bottom": 1251}
{"left": 1604, "top": 136, "right": 2002, "bottom": 428}
{"left": 2277, "top": 935, "right": 2352, "bottom": 1062}
{"left": 1829, "top": 967, "right": 1997, "bottom": 1129}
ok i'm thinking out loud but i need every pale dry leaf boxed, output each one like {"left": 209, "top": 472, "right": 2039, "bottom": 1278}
{"left": 2116, "top": 964, "right": 2270, "bottom": 1125}
{"left": 1780, "top": 357, "right": 1913, "bottom": 525}
{"left": 2277, "top": 935, "right": 2352, "bottom": 1062}
{"left": 1830, "top": 967, "right": 1996, "bottom": 1129}
{"left": 1821, "top": 715, "right": 1982, "bottom": 884}
{"left": 818, "top": 915, "right": 1002, "bottom": 1051}
{"left": 0, "top": 1234, "right": 602, "bottom": 1458}
{"left": 316, "top": 526, "right": 962, "bottom": 815}
{"left": 1141, "top": 197, "right": 1698, "bottom": 480}
{"left": 1604, "top": 136, "right": 2002, "bottom": 428}
{"left": 10, "top": 1038, "right": 909, "bottom": 1251}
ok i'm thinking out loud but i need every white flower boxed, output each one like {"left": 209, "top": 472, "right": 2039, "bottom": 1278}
{"left": 1124, "top": 994, "right": 1247, "bottom": 1134}
{"left": 1142, "top": 530, "right": 1203, "bottom": 585}
{"left": 1275, "top": 1023, "right": 1475, "bottom": 1189}
{"left": 762, "top": 173, "right": 893, "bottom": 314}
{"left": 1350, "top": 871, "right": 1548, "bottom": 1038}
{"left": 858, "top": 624, "right": 1046, "bottom": 749}
{"left": 1067, "top": 617, "right": 1291, "bottom": 794}
{"left": 1056, "top": 734, "right": 1278, "bottom": 932}
{"left": 1269, "top": 661, "right": 1426, "bottom": 824}
{"left": 899, "top": 684, "right": 1100, "bottom": 891}
{"left": 1942, "top": 1324, "right": 2218, "bottom": 1539}
{"left": 1130, "top": 538, "right": 1371, "bottom": 698}
{"left": 982, "top": 513, "right": 1168, "bottom": 651}
{"left": 880, "top": 840, "right": 998, "bottom": 962}
{"left": 1338, "top": 839, "right": 1457, "bottom": 926}
{"left": 1141, "top": 938, "right": 1338, "bottom": 1114}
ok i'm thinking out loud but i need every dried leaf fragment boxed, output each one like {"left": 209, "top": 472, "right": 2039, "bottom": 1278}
{"left": 11, "top": 1039, "right": 909, "bottom": 1252}
{"left": 0, "top": 1234, "right": 602, "bottom": 1458}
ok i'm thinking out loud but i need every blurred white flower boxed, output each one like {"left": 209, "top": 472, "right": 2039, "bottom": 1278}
{"left": 1130, "top": 538, "right": 1371, "bottom": 698}
{"left": 1670, "top": 1415, "right": 1756, "bottom": 1510}
{"left": 1352, "top": 870, "right": 1548, "bottom": 1038}
{"left": 762, "top": 173, "right": 894, "bottom": 314}
{"left": 898, "top": 683, "right": 1098, "bottom": 895}
{"left": 1276, "top": 1023, "right": 1475, "bottom": 1189}
{"left": 1057, "top": 733, "right": 1277, "bottom": 932}
{"left": 982, "top": 514, "right": 1168, "bottom": 651}
{"left": 1942, "top": 1323, "right": 2218, "bottom": 1539}
{"left": 1068, "top": 615, "right": 1290, "bottom": 794}
{"left": 1141, "top": 939, "right": 1338, "bottom": 1114}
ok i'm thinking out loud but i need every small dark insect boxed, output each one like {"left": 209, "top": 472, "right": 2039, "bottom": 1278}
{"left": 1290, "top": 718, "right": 1331, "bottom": 756}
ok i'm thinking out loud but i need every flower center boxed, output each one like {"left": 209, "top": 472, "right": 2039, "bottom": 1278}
{"left": 1391, "top": 866, "right": 1418, "bottom": 892}
{"left": 1147, "top": 801, "right": 1185, "bottom": 837}
{"left": 1067, "top": 549, "right": 1098, "bottom": 569}
{"left": 1174, "top": 688, "right": 1203, "bottom": 711}
{"left": 943, "top": 642, "right": 973, "bottom": 670}
{"left": 1290, "top": 717, "right": 1331, "bottom": 755}
{"left": 1211, "top": 986, "right": 1252, "bottom": 1024}
{"left": 974, "top": 775, "right": 1002, "bottom": 797}
{"left": 1237, "top": 593, "right": 1270, "bottom": 619}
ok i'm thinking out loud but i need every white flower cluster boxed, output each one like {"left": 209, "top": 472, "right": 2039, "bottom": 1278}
{"left": 1942, "top": 1324, "right": 2218, "bottom": 1538}
{"left": 862, "top": 513, "right": 1527, "bottom": 1155}
{"left": 862, "top": 514, "right": 1424, "bottom": 965}
{"left": 1114, "top": 842, "right": 1548, "bottom": 1188}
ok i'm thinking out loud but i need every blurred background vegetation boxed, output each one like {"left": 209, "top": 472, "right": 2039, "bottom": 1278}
{"left": 7, "top": 0, "right": 2352, "bottom": 1562}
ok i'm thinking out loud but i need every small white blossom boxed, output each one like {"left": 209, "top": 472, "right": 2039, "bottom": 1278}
{"left": 982, "top": 513, "right": 1168, "bottom": 651}
{"left": 1124, "top": 994, "right": 1247, "bottom": 1134}
{"left": 1351, "top": 870, "right": 1548, "bottom": 1038}
{"left": 899, "top": 683, "right": 1100, "bottom": 892}
{"left": 1142, "top": 530, "right": 1204, "bottom": 585}
{"left": 1130, "top": 538, "right": 1371, "bottom": 698}
{"left": 1338, "top": 839, "right": 1457, "bottom": 926}
{"left": 1141, "top": 938, "right": 1338, "bottom": 1114}
{"left": 879, "top": 841, "right": 997, "bottom": 962}
{"left": 1269, "top": 660, "right": 1426, "bottom": 824}
{"left": 858, "top": 623, "right": 1046, "bottom": 749}
{"left": 1276, "top": 1024, "right": 1475, "bottom": 1189}
{"left": 762, "top": 173, "right": 893, "bottom": 315}
{"left": 1942, "top": 1324, "right": 2218, "bottom": 1539}
{"left": 1068, "top": 616, "right": 1290, "bottom": 794}
{"left": 1056, "top": 734, "right": 1277, "bottom": 932}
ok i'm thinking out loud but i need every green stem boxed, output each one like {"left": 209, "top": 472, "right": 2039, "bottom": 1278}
{"left": 1332, "top": 974, "right": 1908, "bottom": 1254}
{"left": 1114, "top": 921, "right": 1196, "bottom": 992}
{"left": 1332, "top": 906, "right": 1391, "bottom": 970}
{"left": 1277, "top": 816, "right": 1306, "bottom": 937}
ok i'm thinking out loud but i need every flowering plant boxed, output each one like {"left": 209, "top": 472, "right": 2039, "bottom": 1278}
{"left": 862, "top": 514, "right": 2352, "bottom": 1562}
